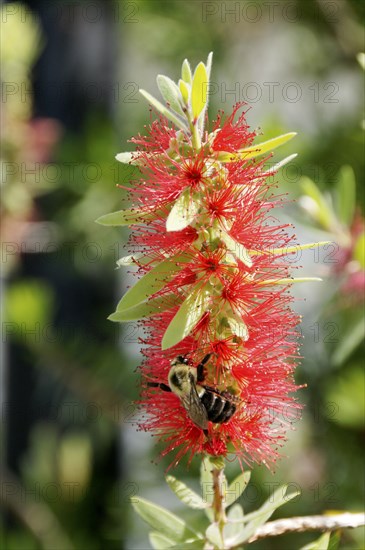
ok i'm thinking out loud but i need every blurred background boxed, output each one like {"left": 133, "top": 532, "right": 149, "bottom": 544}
{"left": 1, "top": 1, "right": 364, "bottom": 549}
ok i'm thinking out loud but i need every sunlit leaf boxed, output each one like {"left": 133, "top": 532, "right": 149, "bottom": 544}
{"left": 191, "top": 62, "right": 208, "bottom": 121}
{"left": 139, "top": 89, "right": 188, "bottom": 131}
{"left": 336, "top": 165, "right": 356, "bottom": 226}
{"left": 108, "top": 294, "right": 182, "bottom": 322}
{"left": 117, "top": 255, "right": 188, "bottom": 312}
{"left": 162, "top": 283, "right": 212, "bottom": 349}
{"left": 157, "top": 74, "right": 185, "bottom": 117}
{"left": 132, "top": 497, "right": 198, "bottom": 543}
{"left": 258, "top": 277, "right": 322, "bottom": 286}
{"left": 179, "top": 79, "right": 190, "bottom": 104}
{"left": 217, "top": 133, "right": 297, "bottom": 162}
{"left": 166, "top": 188, "right": 201, "bottom": 231}
{"left": 166, "top": 475, "right": 208, "bottom": 509}
{"left": 249, "top": 241, "right": 331, "bottom": 257}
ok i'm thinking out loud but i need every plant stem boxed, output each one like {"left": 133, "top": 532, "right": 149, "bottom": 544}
{"left": 212, "top": 465, "right": 227, "bottom": 544}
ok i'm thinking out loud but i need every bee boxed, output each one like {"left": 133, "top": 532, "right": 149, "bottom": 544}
{"left": 148, "top": 354, "right": 237, "bottom": 436}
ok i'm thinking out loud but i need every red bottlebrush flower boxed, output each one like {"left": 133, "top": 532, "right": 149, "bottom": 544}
{"left": 101, "top": 54, "right": 316, "bottom": 469}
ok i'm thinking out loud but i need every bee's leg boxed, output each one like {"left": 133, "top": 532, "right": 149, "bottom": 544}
{"left": 197, "top": 353, "right": 211, "bottom": 382}
{"left": 147, "top": 382, "right": 171, "bottom": 392}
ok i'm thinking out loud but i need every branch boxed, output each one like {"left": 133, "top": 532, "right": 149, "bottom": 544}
{"left": 248, "top": 513, "right": 365, "bottom": 542}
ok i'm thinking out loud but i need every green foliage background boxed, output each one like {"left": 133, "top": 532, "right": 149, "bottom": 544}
{"left": 1, "top": 1, "right": 364, "bottom": 549}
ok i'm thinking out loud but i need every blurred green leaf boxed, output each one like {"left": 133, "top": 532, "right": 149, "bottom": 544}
{"left": 224, "top": 504, "right": 245, "bottom": 540}
{"left": 166, "top": 475, "right": 208, "bottom": 509}
{"left": 220, "top": 230, "right": 252, "bottom": 267}
{"left": 5, "top": 281, "right": 54, "bottom": 330}
{"left": 149, "top": 531, "right": 176, "bottom": 549}
{"left": 132, "top": 497, "right": 199, "bottom": 543}
{"left": 300, "top": 177, "right": 334, "bottom": 230}
{"left": 325, "top": 365, "right": 365, "bottom": 428}
{"left": 332, "top": 316, "right": 365, "bottom": 367}
{"left": 181, "top": 58, "right": 192, "bottom": 84}
{"left": 300, "top": 530, "right": 340, "bottom": 550}
{"left": 96, "top": 208, "right": 156, "bottom": 226}
{"left": 336, "top": 165, "right": 356, "bottom": 226}
{"left": 353, "top": 231, "right": 365, "bottom": 268}
{"left": 224, "top": 471, "right": 251, "bottom": 509}
{"left": 205, "top": 523, "right": 224, "bottom": 548}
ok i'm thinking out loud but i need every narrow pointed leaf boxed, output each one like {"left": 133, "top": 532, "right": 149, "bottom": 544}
{"left": 132, "top": 497, "right": 198, "bottom": 542}
{"left": 332, "top": 315, "right": 365, "bottom": 366}
{"left": 116, "top": 253, "right": 145, "bottom": 267}
{"left": 139, "top": 89, "right": 188, "bottom": 131}
{"left": 108, "top": 294, "right": 182, "bottom": 322}
{"left": 249, "top": 241, "right": 331, "bottom": 256}
{"left": 220, "top": 231, "right": 253, "bottom": 268}
{"left": 96, "top": 208, "right": 158, "bottom": 226}
{"left": 258, "top": 277, "right": 322, "bottom": 286}
{"left": 166, "top": 189, "right": 200, "bottom": 231}
{"left": 157, "top": 75, "right": 185, "bottom": 117}
{"left": 217, "top": 133, "right": 297, "bottom": 162}
{"left": 354, "top": 231, "right": 365, "bottom": 268}
{"left": 166, "top": 475, "right": 208, "bottom": 509}
{"left": 337, "top": 165, "right": 356, "bottom": 225}
{"left": 191, "top": 62, "right": 208, "bottom": 121}
{"left": 162, "top": 283, "right": 212, "bottom": 349}
{"left": 300, "top": 177, "right": 334, "bottom": 230}
{"left": 179, "top": 79, "right": 190, "bottom": 104}
{"left": 224, "top": 471, "right": 251, "bottom": 509}
{"left": 264, "top": 153, "right": 298, "bottom": 174}
{"left": 149, "top": 531, "right": 176, "bottom": 550}
{"left": 198, "top": 52, "right": 213, "bottom": 133}
{"left": 117, "top": 255, "right": 188, "bottom": 312}
{"left": 239, "top": 132, "right": 297, "bottom": 159}
{"left": 181, "top": 58, "right": 192, "bottom": 84}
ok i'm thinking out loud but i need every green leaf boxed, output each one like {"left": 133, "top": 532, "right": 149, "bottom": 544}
{"left": 300, "top": 531, "right": 334, "bottom": 550}
{"left": 336, "top": 165, "right": 356, "bottom": 226}
{"left": 157, "top": 75, "right": 185, "bottom": 117}
{"left": 224, "top": 471, "right": 251, "bottom": 509}
{"left": 226, "top": 315, "right": 249, "bottom": 342}
{"left": 217, "top": 132, "right": 297, "bottom": 162}
{"left": 96, "top": 208, "right": 156, "bottom": 226}
{"left": 300, "top": 177, "right": 334, "bottom": 230}
{"left": 258, "top": 277, "right": 322, "bottom": 286}
{"left": 220, "top": 230, "right": 253, "bottom": 268}
{"left": 191, "top": 62, "right": 208, "bottom": 121}
{"left": 224, "top": 504, "right": 245, "bottom": 541}
{"left": 332, "top": 316, "right": 365, "bottom": 367}
{"left": 230, "top": 485, "right": 300, "bottom": 545}
{"left": 139, "top": 89, "right": 188, "bottom": 131}
{"left": 353, "top": 231, "right": 365, "bottom": 268}
{"left": 206, "top": 523, "right": 224, "bottom": 549}
{"left": 170, "top": 541, "right": 205, "bottom": 550}
{"left": 200, "top": 457, "right": 215, "bottom": 512}
{"left": 198, "top": 52, "right": 213, "bottom": 133}
{"left": 166, "top": 475, "right": 208, "bottom": 509}
{"left": 117, "top": 255, "right": 188, "bottom": 312}
{"left": 132, "top": 497, "right": 199, "bottom": 543}
{"left": 108, "top": 294, "right": 182, "bottom": 322}
{"left": 264, "top": 153, "right": 298, "bottom": 174}
{"left": 162, "top": 283, "right": 212, "bottom": 349}
{"left": 166, "top": 188, "right": 201, "bottom": 232}
{"left": 181, "top": 58, "right": 192, "bottom": 84}
{"left": 249, "top": 241, "right": 331, "bottom": 257}
{"left": 149, "top": 531, "right": 176, "bottom": 549}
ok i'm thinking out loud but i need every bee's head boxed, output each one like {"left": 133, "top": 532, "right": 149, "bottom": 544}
{"left": 168, "top": 364, "right": 197, "bottom": 394}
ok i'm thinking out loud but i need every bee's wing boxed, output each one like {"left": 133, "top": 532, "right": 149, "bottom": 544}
{"left": 180, "top": 378, "right": 208, "bottom": 431}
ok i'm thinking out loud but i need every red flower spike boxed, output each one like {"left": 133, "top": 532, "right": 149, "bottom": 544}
{"left": 105, "top": 55, "right": 316, "bottom": 470}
